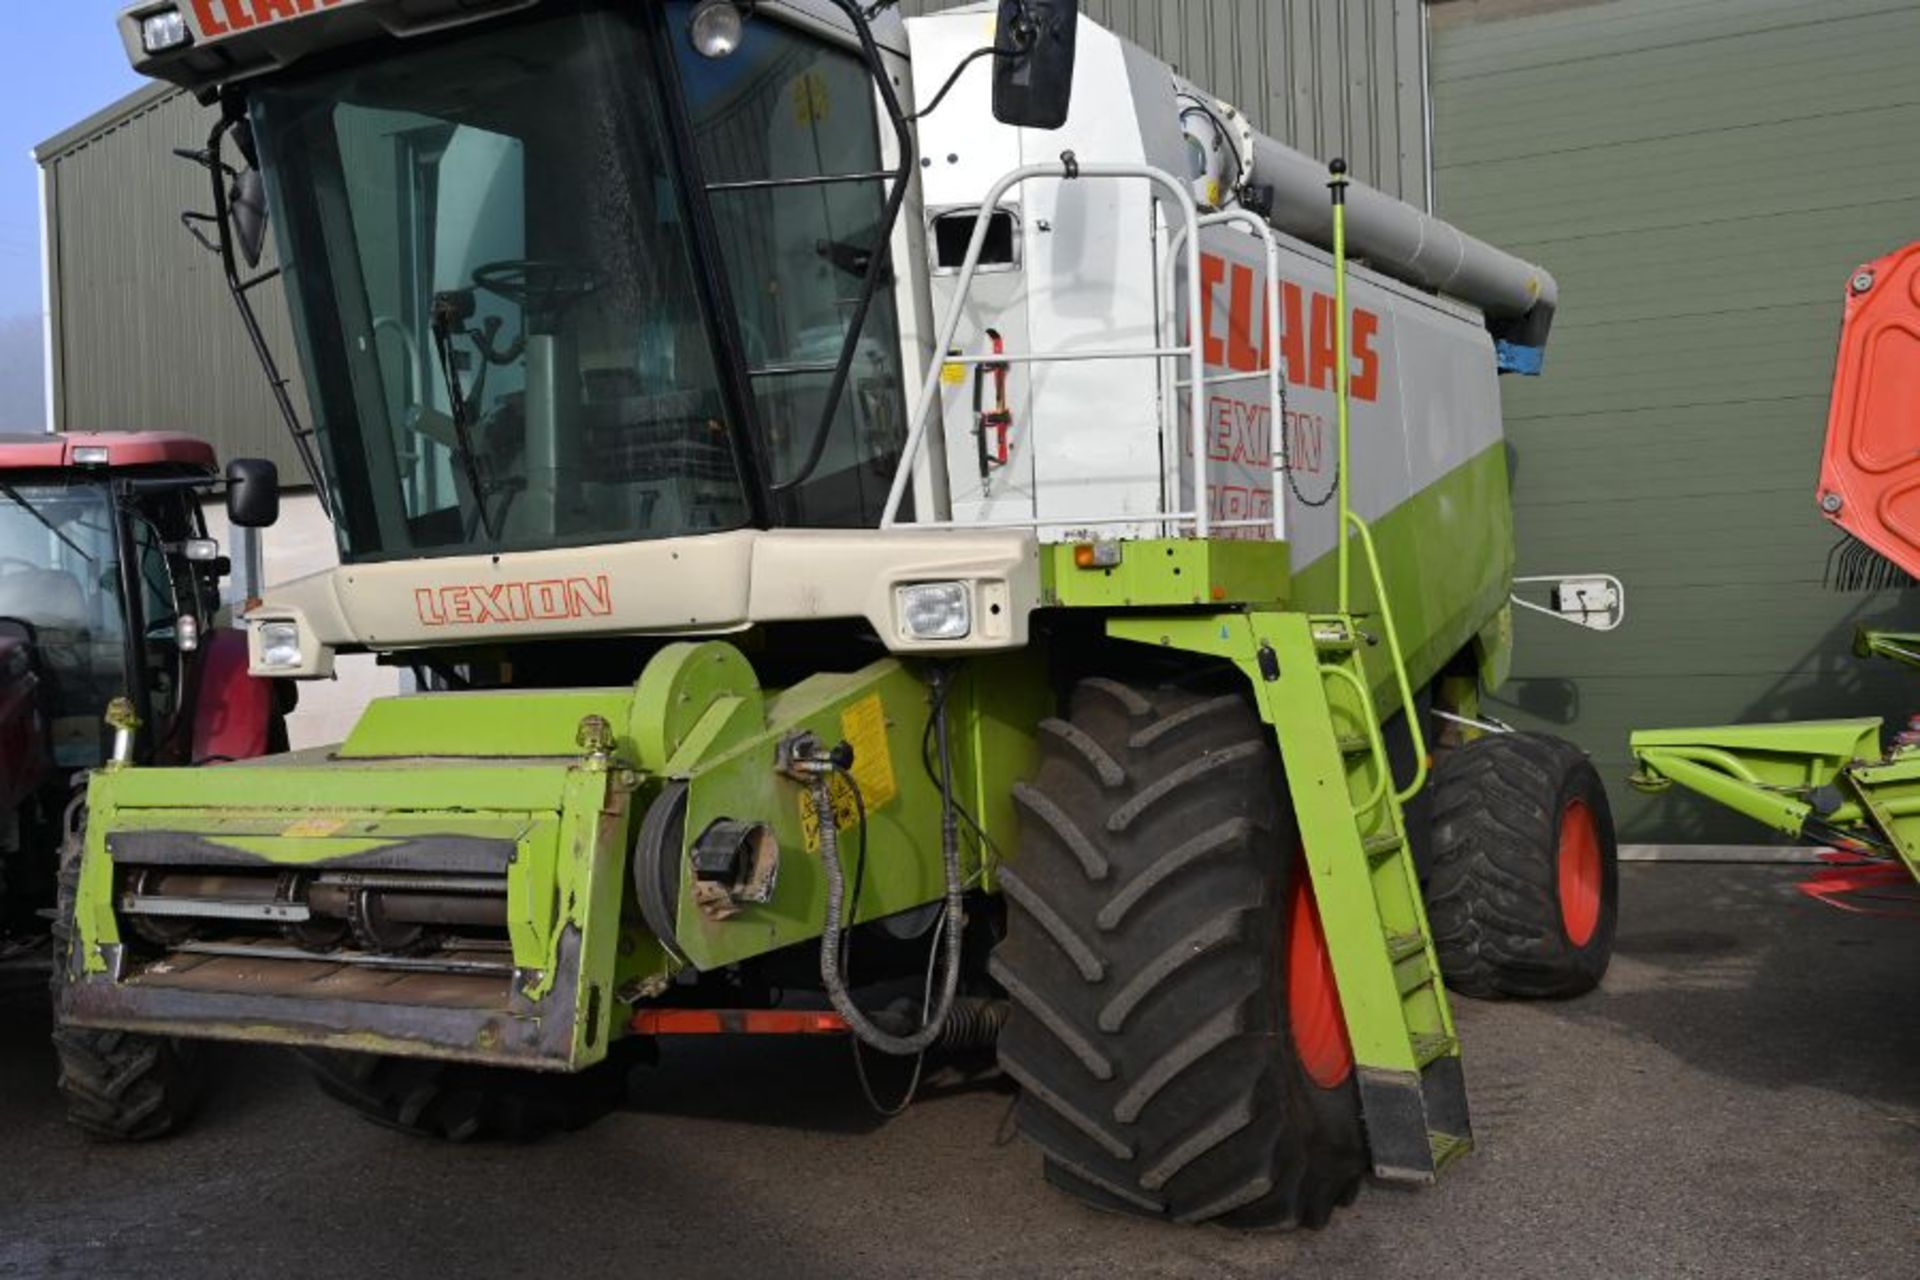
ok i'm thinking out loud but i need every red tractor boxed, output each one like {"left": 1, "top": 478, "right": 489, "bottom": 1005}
{"left": 0, "top": 432, "right": 286, "bottom": 1136}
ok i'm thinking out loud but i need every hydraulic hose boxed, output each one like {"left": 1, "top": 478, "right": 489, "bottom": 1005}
{"left": 814, "top": 676, "right": 966, "bottom": 1056}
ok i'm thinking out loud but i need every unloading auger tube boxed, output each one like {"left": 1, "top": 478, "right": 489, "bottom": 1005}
{"left": 1177, "top": 77, "right": 1558, "bottom": 361}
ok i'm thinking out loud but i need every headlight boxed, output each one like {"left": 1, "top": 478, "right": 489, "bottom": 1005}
{"left": 257, "top": 621, "right": 301, "bottom": 669}
{"left": 897, "top": 582, "right": 972, "bottom": 641}
{"left": 140, "top": 9, "right": 190, "bottom": 54}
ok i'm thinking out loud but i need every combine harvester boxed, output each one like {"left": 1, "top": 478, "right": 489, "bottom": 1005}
{"left": 1633, "top": 243, "right": 1920, "bottom": 904}
{"left": 65, "top": 0, "right": 1611, "bottom": 1226}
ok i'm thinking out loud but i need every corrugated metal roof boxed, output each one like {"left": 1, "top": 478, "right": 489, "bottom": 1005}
{"left": 34, "top": 82, "right": 180, "bottom": 166}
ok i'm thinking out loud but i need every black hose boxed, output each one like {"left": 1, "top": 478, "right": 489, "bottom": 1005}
{"left": 816, "top": 674, "right": 966, "bottom": 1056}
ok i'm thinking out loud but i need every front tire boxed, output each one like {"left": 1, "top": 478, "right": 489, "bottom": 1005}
{"left": 50, "top": 814, "right": 202, "bottom": 1140}
{"left": 993, "top": 674, "right": 1366, "bottom": 1229}
{"left": 300, "top": 1045, "right": 647, "bottom": 1142}
{"left": 1428, "top": 732, "right": 1618, "bottom": 999}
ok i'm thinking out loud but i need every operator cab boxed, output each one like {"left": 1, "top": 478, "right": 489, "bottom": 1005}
{"left": 241, "top": 0, "right": 913, "bottom": 562}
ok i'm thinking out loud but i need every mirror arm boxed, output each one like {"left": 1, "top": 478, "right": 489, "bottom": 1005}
{"left": 200, "top": 104, "right": 335, "bottom": 520}
{"left": 765, "top": 0, "right": 917, "bottom": 496}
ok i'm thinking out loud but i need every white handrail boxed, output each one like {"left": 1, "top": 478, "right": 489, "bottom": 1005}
{"left": 880, "top": 161, "right": 1209, "bottom": 537}
{"left": 1163, "top": 210, "right": 1286, "bottom": 542}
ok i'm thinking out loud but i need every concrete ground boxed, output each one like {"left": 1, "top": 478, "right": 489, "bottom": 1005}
{"left": 2, "top": 864, "right": 1917, "bottom": 1279}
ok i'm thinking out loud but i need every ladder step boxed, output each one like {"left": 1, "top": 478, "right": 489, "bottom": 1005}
{"left": 1395, "top": 955, "right": 1435, "bottom": 997}
{"left": 1429, "top": 1131, "right": 1473, "bottom": 1173}
{"left": 1363, "top": 833, "right": 1404, "bottom": 863}
{"left": 1412, "top": 1032, "right": 1455, "bottom": 1069}
{"left": 1335, "top": 733, "right": 1371, "bottom": 756}
{"left": 1384, "top": 931, "right": 1425, "bottom": 963}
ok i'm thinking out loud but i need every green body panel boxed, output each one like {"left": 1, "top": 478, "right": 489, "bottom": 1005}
{"left": 1040, "top": 539, "right": 1289, "bottom": 609}
{"left": 1289, "top": 445, "right": 1514, "bottom": 716}
{"left": 666, "top": 655, "right": 1042, "bottom": 971}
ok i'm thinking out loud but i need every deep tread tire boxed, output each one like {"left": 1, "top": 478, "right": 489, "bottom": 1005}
{"left": 1429, "top": 732, "right": 1618, "bottom": 999}
{"left": 994, "top": 675, "right": 1366, "bottom": 1229}
{"left": 300, "top": 1047, "right": 642, "bottom": 1143}
{"left": 50, "top": 817, "right": 202, "bottom": 1141}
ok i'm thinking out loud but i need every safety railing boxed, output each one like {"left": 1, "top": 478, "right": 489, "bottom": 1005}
{"left": 880, "top": 160, "right": 1214, "bottom": 537}
{"left": 1162, "top": 209, "right": 1288, "bottom": 541}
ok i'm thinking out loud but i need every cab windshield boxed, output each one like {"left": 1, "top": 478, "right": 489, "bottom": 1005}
{"left": 251, "top": 0, "right": 908, "bottom": 563}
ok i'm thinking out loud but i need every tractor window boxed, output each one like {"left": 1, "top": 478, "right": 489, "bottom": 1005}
{"left": 670, "top": 5, "right": 910, "bottom": 528}
{"left": 0, "top": 483, "right": 135, "bottom": 766}
{"left": 253, "top": 1, "right": 755, "bottom": 562}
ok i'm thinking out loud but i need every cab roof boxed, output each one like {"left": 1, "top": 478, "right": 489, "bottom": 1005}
{"left": 121, "top": 0, "right": 909, "bottom": 96}
{"left": 0, "top": 432, "right": 218, "bottom": 473}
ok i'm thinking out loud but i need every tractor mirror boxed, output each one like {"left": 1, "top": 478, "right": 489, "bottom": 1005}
{"left": 226, "top": 458, "right": 281, "bottom": 529}
{"left": 992, "top": 0, "right": 1077, "bottom": 131}
{"left": 230, "top": 169, "right": 270, "bottom": 270}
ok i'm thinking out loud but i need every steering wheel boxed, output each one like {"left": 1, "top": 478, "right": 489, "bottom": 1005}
{"left": 472, "top": 259, "right": 602, "bottom": 325}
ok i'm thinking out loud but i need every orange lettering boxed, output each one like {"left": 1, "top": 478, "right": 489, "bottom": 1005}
{"left": 1352, "top": 310, "right": 1381, "bottom": 402}
{"left": 189, "top": 0, "right": 229, "bottom": 36}
{"left": 1199, "top": 255, "right": 1227, "bottom": 368}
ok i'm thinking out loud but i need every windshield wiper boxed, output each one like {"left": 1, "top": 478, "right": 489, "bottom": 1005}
{"left": 0, "top": 481, "right": 95, "bottom": 566}
{"left": 429, "top": 290, "right": 501, "bottom": 542}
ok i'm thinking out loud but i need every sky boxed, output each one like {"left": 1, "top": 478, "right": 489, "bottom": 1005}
{"left": 0, "top": 4, "right": 143, "bottom": 320}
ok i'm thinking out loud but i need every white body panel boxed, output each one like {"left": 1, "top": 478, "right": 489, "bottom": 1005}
{"left": 905, "top": 12, "right": 1504, "bottom": 574}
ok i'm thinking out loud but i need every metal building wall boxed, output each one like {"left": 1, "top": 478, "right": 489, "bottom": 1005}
{"left": 1431, "top": 0, "right": 1920, "bottom": 842}
{"left": 898, "top": 0, "right": 1432, "bottom": 205}
{"left": 38, "top": 86, "right": 311, "bottom": 477}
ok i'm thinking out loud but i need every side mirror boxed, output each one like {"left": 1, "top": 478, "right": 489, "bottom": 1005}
{"left": 230, "top": 169, "right": 270, "bottom": 270}
{"left": 992, "top": 0, "right": 1078, "bottom": 130}
{"left": 227, "top": 458, "right": 281, "bottom": 530}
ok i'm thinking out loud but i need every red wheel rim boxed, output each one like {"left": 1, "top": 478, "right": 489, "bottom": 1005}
{"left": 1557, "top": 798, "right": 1603, "bottom": 948}
{"left": 1287, "top": 854, "right": 1353, "bottom": 1090}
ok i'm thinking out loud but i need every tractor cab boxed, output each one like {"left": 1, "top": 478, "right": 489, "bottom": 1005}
{"left": 0, "top": 432, "right": 245, "bottom": 932}
{"left": 0, "top": 433, "right": 226, "bottom": 768}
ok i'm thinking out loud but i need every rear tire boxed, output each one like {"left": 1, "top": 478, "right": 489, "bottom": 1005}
{"left": 300, "top": 1045, "right": 647, "bottom": 1142}
{"left": 1428, "top": 732, "right": 1618, "bottom": 999}
{"left": 50, "top": 813, "right": 202, "bottom": 1141}
{"left": 993, "top": 674, "right": 1366, "bottom": 1229}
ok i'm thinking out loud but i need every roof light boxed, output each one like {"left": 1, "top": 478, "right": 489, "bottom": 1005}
{"left": 71, "top": 446, "right": 111, "bottom": 466}
{"left": 140, "top": 8, "right": 191, "bottom": 54}
{"left": 688, "top": 0, "right": 748, "bottom": 59}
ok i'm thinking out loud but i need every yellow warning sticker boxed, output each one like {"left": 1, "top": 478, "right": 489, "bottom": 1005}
{"left": 791, "top": 70, "right": 832, "bottom": 126}
{"left": 940, "top": 362, "right": 967, "bottom": 387}
{"left": 281, "top": 818, "right": 345, "bottom": 839}
{"left": 798, "top": 694, "right": 898, "bottom": 854}
{"left": 841, "top": 693, "right": 898, "bottom": 812}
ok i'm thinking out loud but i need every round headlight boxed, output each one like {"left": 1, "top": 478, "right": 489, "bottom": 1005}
{"left": 688, "top": 0, "right": 747, "bottom": 59}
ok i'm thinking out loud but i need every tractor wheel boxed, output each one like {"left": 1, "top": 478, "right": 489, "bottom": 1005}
{"left": 49, "top": 818, "right": 203, "bottom": 1141}
{"left": 992, "top": 675, "right": 1367, "bottom": 1229}
{"left": 1428, "top": 732, "right": 1618, "bottom": 999}
{"left": 300, "top": 1045, "right": 645, "bottom": 1142}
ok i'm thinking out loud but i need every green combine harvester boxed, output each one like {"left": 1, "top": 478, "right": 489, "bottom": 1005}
{"left": 65, "top": 0, "right": 1615, "bottom": 1227}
